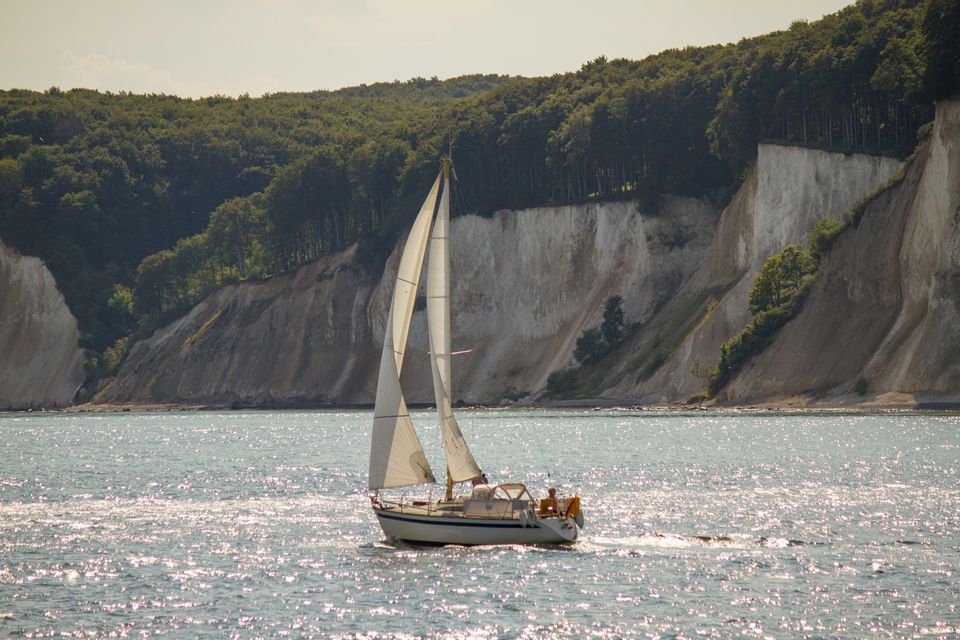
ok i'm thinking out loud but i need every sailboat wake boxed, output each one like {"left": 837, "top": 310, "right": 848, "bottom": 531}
{"left": 584, "top": 532, "right": 819, "bottom": 551}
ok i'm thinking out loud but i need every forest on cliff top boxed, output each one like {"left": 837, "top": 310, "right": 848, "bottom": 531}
{"left": 0, "top": 0, "right": 957, "bottom": 385}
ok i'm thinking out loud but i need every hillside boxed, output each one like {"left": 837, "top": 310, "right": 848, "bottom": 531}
{"left": 600, "top": 144, "right": 902, "bottom": 402}
{"left": 96, "top": 196, "right": 718, "bottom": 405}
{"left": 3, "top": 0, "right": 959, "bottom": 408}
{"left": 0, "top": 74, "right": 510, "bottom": 355}
{"left": 1, "top": 0, "right": 940, "bottom": 378}
{"left": 98, "top": 104, "right": 960, "bottom": 409}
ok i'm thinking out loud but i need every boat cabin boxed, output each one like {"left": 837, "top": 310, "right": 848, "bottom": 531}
{"left": 463, "top": 483, "right": 535, "bottom": 518}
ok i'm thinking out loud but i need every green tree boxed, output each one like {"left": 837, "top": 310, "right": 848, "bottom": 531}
{"left": 748, "top": 244, "right": 816, "bottom": 315}
{"left": 574, "top": 328, "right": 605, "bottom": 364}
{"left": 107, "top": 284, "right": 134, "bottom": 319}
{"left": 0, "top": 158, "right": 21, "bottom": 212}
{"left": 105, "top": 283, "right": 135, "bottom": 339}
{"left": 920, "top": 0, "right": 960, "bottom": 100}
{"left": 208, "top": 197, "right": 262, "bottom": 278}
{"left": 601, "top": 295, "right": 625, "bottom": 346}
{"left": 711, "top": 242, "right": 819, "bottom": 395}
{"left": 779, "top": 244, "right": 816, "bottom": 290}
{"left": 134, "top": 250, "right": 174, "bottom": 316}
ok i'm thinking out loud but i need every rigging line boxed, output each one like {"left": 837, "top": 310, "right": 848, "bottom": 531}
{"left": 445, "top": 140, "right": 466, "bottom": 220}
{"left": 453, "top": 169, "right": 467, "bottom": 220}
{"left": 432, "top": 164, "right": 445, "bottom": 219}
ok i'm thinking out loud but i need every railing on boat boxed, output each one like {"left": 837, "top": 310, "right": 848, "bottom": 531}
{"left": 371, "top": 494, "right": 572, "bottom": 520}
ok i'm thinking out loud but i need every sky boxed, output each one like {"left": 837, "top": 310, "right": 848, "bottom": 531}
{"left": 1, "top": 0, "right": 856, "bottom": 99}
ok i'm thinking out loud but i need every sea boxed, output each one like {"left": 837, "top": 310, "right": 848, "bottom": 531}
{"left": 1, "top": 409, "right": 958, "bottom": 639}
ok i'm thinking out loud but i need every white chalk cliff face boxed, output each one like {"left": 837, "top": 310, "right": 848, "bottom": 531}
{"left": 102, "top": 198, "right": 718, "bottom": 405}
{"left": 721, "top": 100, "right": 960, "bottom": 404}
{"left": 100, "top": 245, "right": 382, "bottom": 406}
{"left": 401, "top": 198, "right": 717, "bottom": 402}
{"left": 0, "top": 239, "right": 85, "bottom": 408}
{"left": 603, "top": 143, "right": 903, "bottom": 403}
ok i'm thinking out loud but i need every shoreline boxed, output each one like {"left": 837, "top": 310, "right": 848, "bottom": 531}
{"left": 6, "top": 394, "right": 957, "bottom": 415}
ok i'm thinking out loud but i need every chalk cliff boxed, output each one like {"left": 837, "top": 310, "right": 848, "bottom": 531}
{"left": 92, "top": 99, "right": 960, "bottom": 408}
{"left": 99, "top": 245, "right": 381, "bottom": 406}
{"left": 0, "top": 239, "right": 85, "bottom": 408}
{"left": 600, "top": 144, "right": 902, "bottom": 402}
{"left": 100, "top": 198, "right": 718, "bottom": 405}
{"left": 721, "top": 100, "right": 960, "bottom": 405}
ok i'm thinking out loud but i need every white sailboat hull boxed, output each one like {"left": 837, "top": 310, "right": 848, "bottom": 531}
{"left": 374, "top": 507, "right": 579, "bottom": 545}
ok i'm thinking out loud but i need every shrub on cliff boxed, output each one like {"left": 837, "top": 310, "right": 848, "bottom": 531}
{"left": 546, "top": 368, "right": 579, "bottom": 396}
{"left": 573, "top": 328, "right": 605, "bottom": 364}
{"left": 707, "top": 295, "right": 809, "bottom": 396}
{"left": 573, "top": 296, "right": 627, "bottom": 364}
{"left": 808, "top": 217, "right": 845, "bottom": 263}
{"left": 547, "top": 295, "right": 627, "bottom": 398}
{"left": 708, "top": 245, "right": 816, "bottom": 396}
{"left": 601, "top": 295, "right": 626, "bottom": 346}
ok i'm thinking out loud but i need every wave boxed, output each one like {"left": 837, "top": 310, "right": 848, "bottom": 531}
{"left": 584, "top": 532, "right": 820, "bottom": 551}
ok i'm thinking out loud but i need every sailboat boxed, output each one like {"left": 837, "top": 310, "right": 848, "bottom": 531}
{"left": 368, "top": 157, "right": 584, "bottom": 545}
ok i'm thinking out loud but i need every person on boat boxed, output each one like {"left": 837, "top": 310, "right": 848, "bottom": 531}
{"left": 542, "top": 487, "right": 559, "bottom": 514}
{"left": 471, "top": 471, "right": 489, "bottom": 486}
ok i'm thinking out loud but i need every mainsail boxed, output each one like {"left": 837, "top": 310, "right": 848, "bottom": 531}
{"left": 368, "top": 175, "right": 441, "bottom": 490}
{"left": 427, "top": 167, "right": 481, "bottom": 483}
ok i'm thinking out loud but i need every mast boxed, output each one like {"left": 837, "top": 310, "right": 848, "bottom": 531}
{"left": 443, "top": 158, "right": 454, "bottom": 503}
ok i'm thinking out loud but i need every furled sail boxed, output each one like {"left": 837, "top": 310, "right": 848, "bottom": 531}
{"left": 368, "top": 175, "right": 442, "bottom": 490}
{"left": 427, "top": 168, "right": 481, "bottom": 483}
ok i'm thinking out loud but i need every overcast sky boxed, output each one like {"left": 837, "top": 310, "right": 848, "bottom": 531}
{"left": 1, "top": 0, "right": 854, "bottom": 98}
